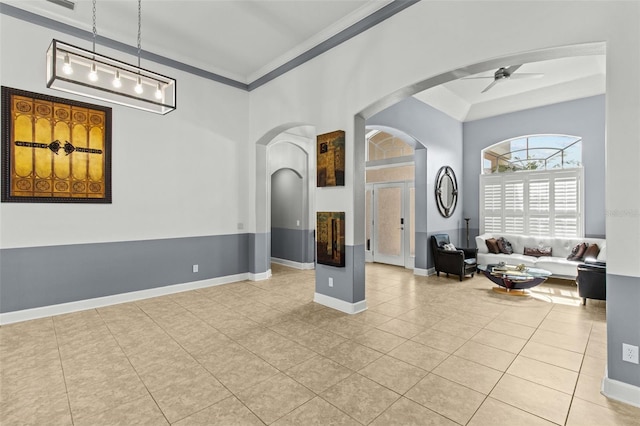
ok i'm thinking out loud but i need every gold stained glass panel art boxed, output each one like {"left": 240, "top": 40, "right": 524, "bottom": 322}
{"left": 2, "top": 87, "right": 111, "bottom": 203}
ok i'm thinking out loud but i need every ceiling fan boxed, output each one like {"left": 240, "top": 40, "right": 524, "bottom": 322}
{"left": 464, "top": 65, "right": 544, "bottom": 93}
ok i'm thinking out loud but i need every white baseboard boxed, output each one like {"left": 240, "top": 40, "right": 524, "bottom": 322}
{"left": 314, "top": 292, "right": 367, "bottom": 314}
{"left": 249, "top": 269, "right": 272, "bottom": 281}
{"left": 602, "top": 375, "right": 640, "bottom": 408}
{"left": 414, "top": 267, "right": 436, "bottom": 276}
{"left": 0, "top": 273, "right": 250, "bottom": 325}
{"left": 271, "top": 257, "right": 315, "bottom": 270}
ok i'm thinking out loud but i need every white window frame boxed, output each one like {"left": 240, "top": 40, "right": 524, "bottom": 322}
{"left": 479, "top": 168, "right": 584, "bottom": 237}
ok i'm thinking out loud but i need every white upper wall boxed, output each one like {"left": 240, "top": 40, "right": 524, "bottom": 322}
{"left": 0, "top": 14, "right": 251, "bottom": 249}
{"left": 248, "top": 0, "right": 640, "bottom": 276}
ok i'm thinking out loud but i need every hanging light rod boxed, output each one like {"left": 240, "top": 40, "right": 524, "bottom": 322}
{"left": 47, "top": 39, "right": 176, "bottom": 114}
{"left": 45, "top": 0, "right": 176, "bottom": 114}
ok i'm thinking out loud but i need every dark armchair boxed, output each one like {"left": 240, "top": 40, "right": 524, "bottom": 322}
{"left": 430, "top": 234, "right": 477, "bottom": 281}
{"left": 576, "top": 261, "right": 606, "bottom": 305}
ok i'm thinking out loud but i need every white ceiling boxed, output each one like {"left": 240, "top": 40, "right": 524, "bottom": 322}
{"left": 413, "top": 55, "right": 606, "bottom": 122}
{"left": 6, "top": 1, "right": 606, "bottom": 120}
{"left": 7, "top": 0, "right": 391, "bottom": 83}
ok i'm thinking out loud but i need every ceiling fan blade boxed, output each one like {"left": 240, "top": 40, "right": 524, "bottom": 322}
{"left": 509, "top": 73, "right": 544, "bottom": 79}
{"left": 481, "top": 80, "right": 499, "bottom": 93}
{"left": 505, "top": 64, "right": 522, "bottom": 75}
{"left": 461, "top": 76, "right": 495, "bottom": 80}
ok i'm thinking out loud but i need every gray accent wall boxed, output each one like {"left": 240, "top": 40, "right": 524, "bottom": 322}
{"left": 315, "top": 245, "right": 365, "bottom": 303}
{"left": 271, "top": 228, "right": 314, "bottom": 263}
{"left": 0, "top": 234, "right": 253, "bottom": 313}
{"left": 462, "top": 95, "right": 606, "bottom": 238}
{"left": 271, "top": 162, "right": 313, "bottom": 264}
{"left": 607, "top": 274, "right": 640, "bottom": 388}
{"left": 249, "top": 232, "right": 271, "bottom": 275}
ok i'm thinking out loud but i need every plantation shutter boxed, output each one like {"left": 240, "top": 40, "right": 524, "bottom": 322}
{"left": 528, "top": 179, "right": 550, "bottom": 236}
{"left": 479, "top": 169, "right": 583, "bottom": 237}
{"left": 504, "top": 180, "right": 524, "bottom": 234}
{"left": 554, "top": 175, "right": 580, "bottom": 237}
{"left": 481, "top": 178, "right": 502, "bottom": 233}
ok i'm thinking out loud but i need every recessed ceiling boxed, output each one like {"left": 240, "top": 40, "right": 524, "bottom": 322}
{"left": 6, "top": 0, "right": 392, "bottom": 84}
{"left": 414, "top": 55, "right": 606, "bottom": 122}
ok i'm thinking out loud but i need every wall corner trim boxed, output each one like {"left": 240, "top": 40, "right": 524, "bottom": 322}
{"left": 0, "top": 273, "right": 250, "bottom": 325}
{"left": 602, "top": 375, "right": 640, "bottom": 408}
{"left": 249, "top": 270, "right": 272, "bottom": 281}
{"left": 414, "top": 267, "right": 436, "bottom": 277}
{"left": 314, "top": 293, "right": 367, "bottom": 314}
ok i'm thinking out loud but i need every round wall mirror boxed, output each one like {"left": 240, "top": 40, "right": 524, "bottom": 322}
{"left": 435, "top": 166, "right": 458, "bottom": 217}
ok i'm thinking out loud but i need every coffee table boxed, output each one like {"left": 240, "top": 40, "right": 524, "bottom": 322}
{"left": 477, "top": 264, "right": 552, "bottom": 296}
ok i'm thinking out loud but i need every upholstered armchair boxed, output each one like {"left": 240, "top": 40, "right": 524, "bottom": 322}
{"left": 576, "top": 261, "right": 606, "bottom": 305}
{"left": 430, "top": 234, "right": 477, "bottom": 281}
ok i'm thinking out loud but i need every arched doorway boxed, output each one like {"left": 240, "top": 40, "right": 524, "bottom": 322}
{"left": 254, "top": 125, "right": 316, "bottom": 278}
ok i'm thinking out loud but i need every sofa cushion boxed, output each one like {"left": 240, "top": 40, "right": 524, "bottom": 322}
{"left": 485, "top": 238, "right": 500, "bottom": 254}
{"left": 497, "top": 237, "right": 514, "bottom": 254}
{"left": 583, "top": 243, "right": 600, "bottom": 261}
{"left": 535, "top": 258, "right": 582, "bottom": 278}
{"left": 524, "top": 246, "right": 552, "bottom": 257}
{"left": 476, "top": 252, "right": 537, "bottom": 268}
{"left": 596, "top": 245, "right": 607, "bottom": 262}
{"left": 567, "top": 242, "right": 588, "bottom": 261}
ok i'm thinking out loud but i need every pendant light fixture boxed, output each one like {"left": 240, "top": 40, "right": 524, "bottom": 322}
{"left": 46, "top": 0, "right": 176, "bottom": 114}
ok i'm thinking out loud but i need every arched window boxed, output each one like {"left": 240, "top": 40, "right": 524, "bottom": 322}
{"left": 479, "top": 135, "right": 583, "bottom": 237}
{"left": 366, "top": 129, "right": 414, "bottom": 161}
{"left": 482, "top": 135, "right": 581, "bottom": 174}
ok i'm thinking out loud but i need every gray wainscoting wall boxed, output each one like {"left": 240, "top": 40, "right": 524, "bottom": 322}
{"left": 315, "top": 245, "right": 365, "bottom": 304}
{"left": 271, "top": 228, "right": 314, "bottom": 263}
{"left": 0, "top": 234, "right": 262, "bottom": 313}
{"left": 606, "top": 274, "right": 640, "bottom": 388}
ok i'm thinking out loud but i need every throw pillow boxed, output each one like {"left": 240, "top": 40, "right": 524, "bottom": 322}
{"left": 524, "top": 246, "right": 552, "bottom": 257}
{"left": 443, "top": 243, "right": 457, "bottom": 251}
{"left": 583, "top": 243, "right": 600, "bottom": 261}
{"left": 485, "top": 238, "right": 500, "bottom": 254}
{"left": 497, "top": 237, "right": 513, "bottom": 254}
{"left": 567, "top": 242, "right": 588, "bottom": 261}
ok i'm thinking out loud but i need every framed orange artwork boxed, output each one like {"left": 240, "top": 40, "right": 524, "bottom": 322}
{"left": 2, "top": 87, "right": 112, "bottom": 203}
{"left": 317, "top": 130, "right": 345, "bottom": 187}
{"left": 316, "top": 211, "right": 345, "bottom": 267}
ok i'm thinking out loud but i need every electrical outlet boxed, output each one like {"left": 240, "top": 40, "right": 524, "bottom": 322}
{"left": 622, "top": 343, "right": 639, "bottom": 364}
{"left": 328, "top": 277, "right": 333, "bottom": 287}
{"left": 192, "top": 264, "right": 199, "bottom": 273}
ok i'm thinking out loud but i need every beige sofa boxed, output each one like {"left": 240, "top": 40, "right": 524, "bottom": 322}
{"left": 475, "top": 233, "right": 606, "bottom": 279}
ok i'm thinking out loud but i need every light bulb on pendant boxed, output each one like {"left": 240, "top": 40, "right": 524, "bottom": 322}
{"left": 62, "top": 53, "right": 73, "bottom": 75}
{"left": 154, "top": 82, "right": 163, "bottom": 100}
{"left": 88, "top": 62, "right": 98, "bottom": 82}
{"left": 134, "top": 76, "right": 143, "bottom": 94}
{"left": 112, "top": 70, "right": 122, "bottom": 88}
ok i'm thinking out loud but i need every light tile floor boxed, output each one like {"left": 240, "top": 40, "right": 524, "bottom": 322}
{"left": 2, "top": 263, "right": 640, "bottom": 425}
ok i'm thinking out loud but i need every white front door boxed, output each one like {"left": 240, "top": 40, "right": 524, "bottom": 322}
{"left": 366, "top": 182, "right": 413, "bottom": 267}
